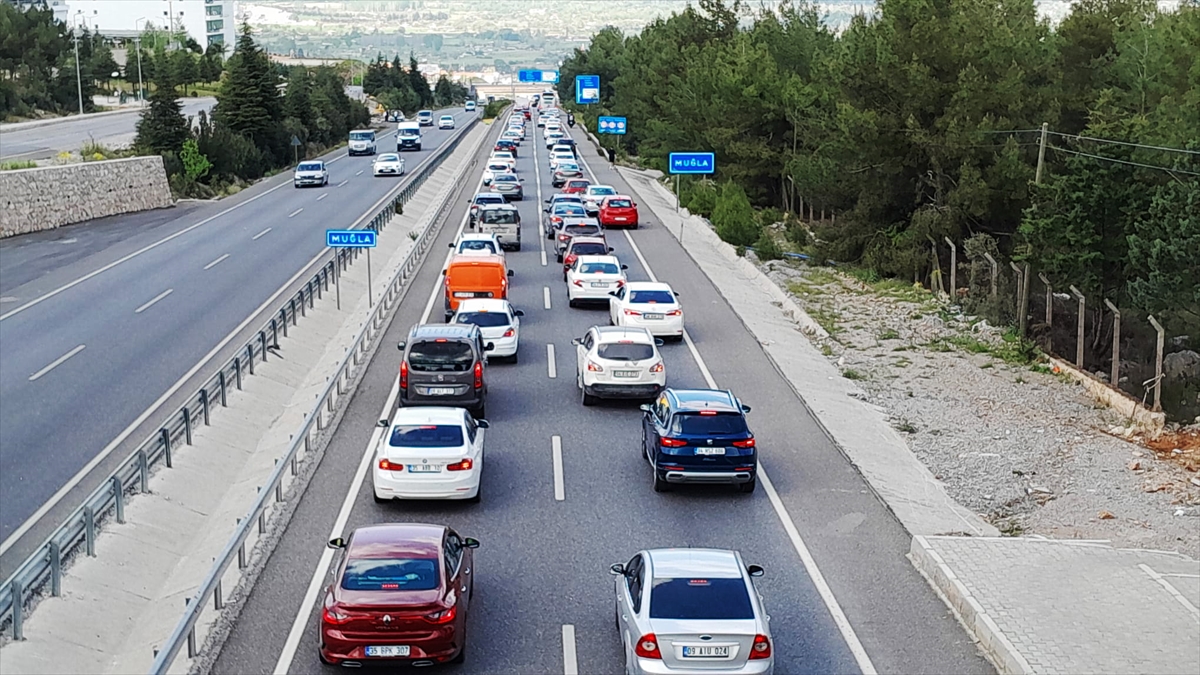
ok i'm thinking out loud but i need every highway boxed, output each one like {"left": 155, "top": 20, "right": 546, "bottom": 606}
{"left": 0, "top": 110, "right": 474, "bottom": 577}
{"left": 0, "top": 98, "right": 216, "bottom": 160}
{"left": 212, "top": 115, "right": 993, "bottom": 674}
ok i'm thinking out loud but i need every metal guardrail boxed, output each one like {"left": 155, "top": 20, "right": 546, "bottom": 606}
{"left": 146, "top": 111, "right": 500, "bottom": 674}
{"left": 0, "top": 115, "right": 481, "bottom": 642}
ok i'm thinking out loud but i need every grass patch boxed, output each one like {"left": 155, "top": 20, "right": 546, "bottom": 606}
{"left": 1, "top": 160, "right": 37, "bottom": 170}
{"left": 821, "top": 344, "right": 834, "bottom": 356}
{"left": 896, "top": 419, "right": 918, "bottom": 433}
{"left": 804, "top": 267, "right": 840, "bottom": 286}
{"left": 892, "top": 345, "right": 912, "bottom": 352}
{"left": 925, "top": 340, "right": 954, "bottom": 353}
{"left": 980, "top": 363, "right": 994, "bottom": 369}
{"left": 842, "top": 368, "right": 865, "bottom": 380}
{"left": 945, "top": 330, "right": 1039, "bottom": 365}
{"left": 947, "top": 335, "right": 994, "bottom": 354}
{"left": 807, "top": 306, "right": 842, "bottom": 336}
{"left": 1014, "top": 376, "right": 1027, "bottom": 384}
{"left": 786, "top": 280, "right": 824, "bottom": 297}
{"left": 892, "top": 357, "right": 912, "bottom": 368}
{"left": 878, "top": 328, "right": 901, "bottom": 340}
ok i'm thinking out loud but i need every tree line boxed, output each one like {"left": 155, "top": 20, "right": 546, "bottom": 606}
{"left": 361, "top": 52, "right": 469, "bottom": 119}
{"left": 557, "top": 0, "right": 1199, "bottom": 334}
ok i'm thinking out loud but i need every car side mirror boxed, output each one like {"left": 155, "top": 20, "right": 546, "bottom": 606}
{"left": 327, "top": 537, "right": 346, "bottom": 549}
{"left": 463, "top": 538, "right": 480, "bottom": 549}
{"left": 609, "top": 562, "right": 626, "bottom": 576}
{"left": 571, "top": 338, "right": 580, "bottom": 346}
{"left": 519, "top": 178, "right": 525, "bottom": 182}
{"left": 378, "top": 419, "right": 389, "bottom": 428}
{"left": 747, "top": 564, "right": 765, "bottom": 577}
{"left": 514, "top": 309, "right": 525, "bottom": 317}
{"left": 544, "top": 199, "right": 551, "bottom": 203}
{"left": 609, "top": 291, "right": 619, "bottom": 297}
{"left": 396, "top": 341, "right": 406, "bottom": 351}
{"left": 639, "top": 404, "right": 652, "bottom": 413}
{"left": 484, "top": 342, "right": 495, "bottom": 351}
{"left": 448, "top": 243, "right": 455, "bottom": 248}
{"left": 477, "top": 419, "right": 490, "bottom": 429}
{"left": 507, "top": 270, "right": 514, "bottom": 277}
{"left": 441, "top": 269, "right": 447, "bottom": 275}
{"left": 621, "top": 264, "right": 628, "bottom": 270}
{"left": 654, "top": 338, "right": 665, "bottom": 347}
{"left": 741, "top": 404, "right": 752, "bottom": 413}
{"left": 608, "top": 247, "right": 615, "bottom": 252}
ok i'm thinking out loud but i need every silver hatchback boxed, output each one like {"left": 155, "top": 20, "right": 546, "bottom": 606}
{"left": 610, "top": 548, "right": 774, "bottom": 675}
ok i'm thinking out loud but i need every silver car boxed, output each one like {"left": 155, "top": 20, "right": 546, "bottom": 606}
{"left": 293, "top": 160, "right": 328, "bottom": 188}
{"left": 610, "top": 549, "right": 774, "bottom": 675}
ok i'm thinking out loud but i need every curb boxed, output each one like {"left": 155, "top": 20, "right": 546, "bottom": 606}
{"left": 909, "top": 537, "right": 1033, "bottom": 674}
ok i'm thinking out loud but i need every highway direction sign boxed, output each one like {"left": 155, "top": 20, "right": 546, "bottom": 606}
{"left": 668, "top": 152, "right": 716, "bottom": 174}
{"left": 575, "top": 75, "right": 600, "bottom": 105}
{"left": 519, "top": 70, "right": 560, "bottom": 83}
{"left": 597, "top": 116, "right": 627, "bottom": 135}
{"left": 326, "top": 230, "right": 377, "bottom": 248}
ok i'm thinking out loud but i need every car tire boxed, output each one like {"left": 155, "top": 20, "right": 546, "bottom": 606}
{"left": 450, "top": 639, "right": 467, "bottom": 664}
{"left": 581, "top": 387, "right": 597, "bottom": 407}
{"left": 568, "top": 298, "right": 577, "bottom": 308}
{"left": 318, "top": 647, "right": 334, "bottom": 666}
{"left": 373, "top": 490, "right": 387, "bottom": 504}
{"left": 509, "top": 351, "right": 519, "bottom": 364}
{"left": 472, "top": 402, "right": 486, "bottom": 419}
{"left": 738, "top": 477, "right": 757, "bottom": 494}
{"left": 653, "top": 471, "right": 670, "bottom": 492}
{"left": 513, "top": 242, "right": 521, "bottom": 251}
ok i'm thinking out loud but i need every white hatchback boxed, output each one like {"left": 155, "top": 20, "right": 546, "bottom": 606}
{"left": 548, "top": 151, "right": 576, "bottom": 170}
{"left": 583, "top": 184, "right": 618, "bottom": 214}
{"left": 567, "top": 255, "right": 628, "bottom": 307}
{"left": 573, "top": 326, "right": 665, "bottom": 406}
{"left": 452, "top": 298, "right": 523, "bottom": 361}
{"left": 483, "top": 160, "right": 514, "bottom": 186}
{"left": 610, "top": 282, "right": 684, "bottom": 340}
{"left": 372, "top": 406, "right": 487, "bottom": 502}
{"left": 438, "top": 114, "right": 455, "bottom": 129}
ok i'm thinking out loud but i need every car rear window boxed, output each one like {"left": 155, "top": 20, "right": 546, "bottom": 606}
{"left": 389, "top": 425, "right": 464, "bottom": 448}
{"left": 597, "top": 342, "right": 654, "bottom": 361}
{"left": 459, "top": 240, "right": 498, "bottom": 253}
{"left": 571, "top": 242, "right": 608, "bottom": 256}
{"left": 580, "top": 262, "right": 619, "bottom": 274}
{"left": 671, "top": 412, "right": 749, "bottom": 435}
{"left": 649, "top": 578, "right": 754, "bottom": 620}
{"left": 493, "top": 174, "right": 518, "bottom": 183}
{"left": 487, "top": 163, "right": 509, "bottom": 171}
{"left": 630, "top": 290, "right": 675, "bottom": 304}
{"left": 481, "top": 210, "right": 518, "bottom": 224}
{"left": 557, "top": 205, "right": 586, "bottom": 216}
{"left": 565, "top": 225, "right": 601, "bottom": 236}
{"left": 606, "top": 199, "right": 633, "bottom": 208}
{"left": 567, "top": 180, "right": 589, "bottom": 189}
{"left": 474, "top": 196, "right": 504, "bottom": 205}
{"left": 341, "top": 559, "right": 439, "bottom": 592}
{"left": 592, "top": 187, "right": 617, "bottom": 196}
{"left": 408, "top": 341, "right": 474, "bottom": 372}
{"left": 456, "top": 311, "right": 509, "bottom": 328}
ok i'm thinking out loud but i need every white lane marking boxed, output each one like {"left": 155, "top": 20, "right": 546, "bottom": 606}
{"left": 552, "top": 435, "right": 565, "bottom": 501}
{"left": 273, "top": 378, "right": 400, "bottom": 675}
{"left": 203, "top": 253, "right": 229, "bottom": 270}
{"left": 619, "top": 204, "right": 879, "bottom": 675}
{"left": 546, "top": 344, "right": 557, "bottom": 379}
{"left": 562, "top": 624, "right": 579, "bottom": 675}
{"left": 28, "top": 345, "right": 86, "bottom": 382}
{"left": 543, "top": 286, "right": 552, "bottom": 310}
{"left": 336, "top": 180, "right": 348, "bottom": 187}
{"left": 534, "top": 130, "right": 548, "bottom": 266}
{"left": 540, "top": 249, "right": 547, "bottom": 267}
{"left": 288, "top": 208, "right": 303, "bottom": 218}
{"left": 355, "top": 170, "right": 364, "bottom": 176}
{"left": 134, "top": 288, "right": 174, "bottom": 314}
{"left": 316, "top": 193, "right": 328, "bottom": 201}
{"left": 252, "top": 227, "right": 272, "bottom": 240}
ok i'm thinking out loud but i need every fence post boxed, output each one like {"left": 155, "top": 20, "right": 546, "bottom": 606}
{"left": 1009, "top": 261, "right": 1024, "bottom": 323}
{"left": 943, "top": 236, "right": 956, "bottom": 298}
{"left": 112, "top": 475, "right": 125, "bottom": 524}
{"left": 1103, "top": 299, "right": 1121, "bottom": 387}
{"left": 1069, "top": 285, "right": 1085, "bottom": 369}
{"left": 983, "top": 253, "right": 999, "bottom": 299}
{"left": 161, "top": 427, "right": 173, "bottom": 468}
{"left": 1148, "top": 315, "right": 1165, "bottom": 412}
{"left": 185, "top": 598, "right": 197, "bottom": 658}
{"left": 1039, "top": 273, "right": 1053, "bottom": 354}
{"left": 50, "top": 540, "right": 62, "bottom": 596}
{"left": 11, "top": 579, "right": 23, "bottom": 640}
{"left": 84, "top": 506, "right": 96, "bottom": 556}
{"left": 1019, "top": 264, "right": 1031, "bottom": 339}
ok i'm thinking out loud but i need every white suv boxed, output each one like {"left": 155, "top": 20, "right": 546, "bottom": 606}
{"left": 573, "top": 326, "right": 666, "bottom": 406}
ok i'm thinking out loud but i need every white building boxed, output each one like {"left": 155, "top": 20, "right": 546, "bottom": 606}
{"left": 64, "top": 0, "right": 237, "bottom": 50}
{"left": 10, "top": 0, "right": 71, "bottom": 23}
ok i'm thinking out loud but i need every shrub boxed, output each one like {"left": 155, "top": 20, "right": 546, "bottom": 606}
{"left": 712, "top": 181, "right": 760, "bottom": 246}
{"left": 683, "top": 179, "right": 718, "bottom": 217}
{"left": 753, "top": 229, "right": 783, "bottom": 261}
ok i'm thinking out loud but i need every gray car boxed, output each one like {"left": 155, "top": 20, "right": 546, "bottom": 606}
{"left": 397, "top": 324, "right": 495, "bottom": 418}
{"left": 489, "top": 173, "right": 524, "bottom": 201}
{"left": 610, "top": 549, "right": 774, "bottom": 675}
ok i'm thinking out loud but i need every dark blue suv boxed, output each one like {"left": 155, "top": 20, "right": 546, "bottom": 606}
{"left": 640, "top": 389, "right": 757, "bottom": 494}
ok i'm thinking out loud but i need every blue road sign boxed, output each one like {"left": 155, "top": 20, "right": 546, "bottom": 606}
{"left": 597, "top": 116, "right": 627, "bottom": 135}
{"left": 540, "top": 70, "right": 559, "bottom": 83}
{"left": 575, "top": 75, "right": 600, "bottom": 105}
{"left": 668, "top": 152, "right": 716, "bottom": 174}
{"left": 519, "top": 69, "right": 560, "bottom": 83}
{"left": 326, "top": 230, "right": 377, "bottom": 248}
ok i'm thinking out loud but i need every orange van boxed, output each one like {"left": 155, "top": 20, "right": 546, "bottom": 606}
{"left": 443, "top": 253, "right": 513, "bottom": 320}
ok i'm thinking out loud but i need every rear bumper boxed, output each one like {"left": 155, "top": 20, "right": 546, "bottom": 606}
{"left": 320, "top": 625, "right": 462, "bottom": 665}
{"left": 632, "top": 656, "right": 773, "bottom": 675}
{"left": 659, "top": 468, "right": 756, "bottom": 485}
{"left": 622, "top": 314, "right": 684, "bottom": 337}
{"left": 569, "top": 285, "right": 619, "bottom": 302}
{"left": 485, "top": 335, "right": 519, "bottom": 357}
{"left": 399, "top": 392, "right": 483, "bottom": 410}
{"left": 373, "top": 466, "right": 480, "bottom": 500}
{"left": 584, "top": 382, "right": 663, "bottom": 399}
{"left": 602, "top": 215, "right": 638, "bottom": 227}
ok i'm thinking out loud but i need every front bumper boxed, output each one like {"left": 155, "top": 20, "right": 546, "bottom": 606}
{"left": 373, "top": 166, "right": 402, "bottom": 175}
{"left": 631, "top": 656, "right": 773, "bottom": 675}
{"left": 294, "top": 177, "right": 324, "bottom": 186}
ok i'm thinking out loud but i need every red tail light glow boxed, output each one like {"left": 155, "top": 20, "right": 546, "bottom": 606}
{"left": 750, "top": 634, "right": 772, "bottom": 659}
{"left": 732, "top": 438, "right": 756, "bottom": 448}
{"left": 623, "top": 309, "right": 641, "bottom": 316}
{"left": 473, "top": 362, "right": 483, "bottom": 389}
{"left": 446, "top": 458, "right": 473, "bottom": 471}
{"left": 699, "top": 410, "right": 718, "bottom": 415}
{"left": 616, "top": 280, "right": 625, "bottom": 288}
{"left": 502, "top": 328, "right": 515, "bottom": 338}
{"left": 399, "top": 361, "right": 408, "bottom": 389}
{"left": 587, "top": 361, "right": 604, "bottom": 372}
{"left": 666, "top": 309, "right": 682, "bottom": 316}
{"left": 423, "top": 606, "right": 458, "bottom": 624}
{"left": 378, "top": 458, "right": 405, "bottom": 471}
{"left": 650, "top": 362, "right": 664, "bottom": 373}
{"left": 322, "top": 605, "right": 351, "bottom": 625}
{"left": 660, "top": 438, "right": 687, "bottom": 447}
{"left": 635, "top": 634, "right": 662, "bottom": 659}
{"left": 572, "top": 279, "right": 583, "bottom": 287}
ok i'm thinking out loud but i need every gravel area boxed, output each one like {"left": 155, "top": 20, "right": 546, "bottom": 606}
{"left": 759, "top": 257, "right": 1200, "bottom": 556}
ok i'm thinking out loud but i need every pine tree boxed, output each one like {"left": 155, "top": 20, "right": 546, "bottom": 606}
{"left": 214, "top": 23, "right": 283, "bottom": 155}
{"left": 134, "top": 68, "right": 189, "bottom": 155}
{"left": 283, "top": 67, "right": 314, "bottom": 131}
{"left": 408, "top": 53, "right": 430, "bottom": 106}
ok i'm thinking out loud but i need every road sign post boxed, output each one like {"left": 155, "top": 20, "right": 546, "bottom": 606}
{"left": 575, "top": 75, "right": 600, "bottom": 105}
{"left": 291, "top": 135, "right": 303, "bottom": 165}
{"left": 668, "top": 153, "right": 716, "bottom": 241}
{"left": 326, "top": 230, "right": 378, "bottom": 307}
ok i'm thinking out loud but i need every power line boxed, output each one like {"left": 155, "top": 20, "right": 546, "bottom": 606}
{"left": 1048, "top": 130, "right": 1200, "bottom": 156}
{"left": 1047, "top": 144, "right": 1200, "bottom": 177}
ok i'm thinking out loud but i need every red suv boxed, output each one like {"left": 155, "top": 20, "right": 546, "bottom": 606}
{"left": 562, "top": 179, "right": 590, "bottom": 195}
{"left": 599, "top": 195, "right": 639, "bottom": 229}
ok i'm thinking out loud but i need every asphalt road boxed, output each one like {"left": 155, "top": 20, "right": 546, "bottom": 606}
{"left": 212, "top": 116, "right": 993, "bottom": 674}
{"left": 0, "top": 111, "right": 476, "bottom": 576}
{"left": 0, "top": 98, "right": 216, "bottom": 160}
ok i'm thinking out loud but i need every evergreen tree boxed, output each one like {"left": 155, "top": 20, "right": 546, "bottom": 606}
{"left": 134, "top": 69, "right": 190, "bottom": 155}
{"left": 712, "top": 182, "right": 760, "bottom": 246}
{"left": 283, "top": 68, "right": 314, "bottom": 132}
{"left": 1126, "top": 160, "right": 1200, "bottom": 319}
{"left": 408, "top": 53, "right": 430, "bottom": 106}
{"left": 214, "top": 23, "right": 283, "bottom": 158}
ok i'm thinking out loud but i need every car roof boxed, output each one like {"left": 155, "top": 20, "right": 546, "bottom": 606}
{"left": 587, "top": 185, "right": 615, "bottom": 191}
{"left": 563, "top": 219, "right": 601, "bottom": 227}
{"left": 348, "top": 523, "right": 445, "bottom": 558}
{"left": 574, "top": 254, "right": 620, "bottom": 266}
{"left": 593, "top": 326, "right": 654, "bottom": 344}
{"left": 645, "top": 548, "right": 743, "bottom": 579}
{"left": 479, "top": 203, "right": 517, "bottom": 211}
{"left": 456, "top": 298, "right": 512, "bottom": 313}
{"left": 298, "top": 161, "right": 324, "bottom": 167}
{"left": 474, "top": 193, "right": 504, "bottom": 200}
{"left": 448, "top": 253, "right": 505, "bottom": 266}
{"left": 440, "top": 114, "right": 453, "bottom": 118}
{"left": 551, "top": 194, "right": 583, "bottom": 200}
{"left": 409, "top": 322, "right": 479, "bottom": 340}
{"left": 390, "top": 406, "right": 466, "bottom": 426}
{"left": 666, "top": 388, "right": 740, "bottom": 412}
{"left": 350, "top": 128, "right": 374, "bottom": 133}
{"left": 625, "top": 281, "right": 674, "bottom": 293}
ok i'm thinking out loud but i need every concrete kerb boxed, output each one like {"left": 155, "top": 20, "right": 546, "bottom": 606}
{"left": 0, "top": 107, "right": 147, "bottom": 133}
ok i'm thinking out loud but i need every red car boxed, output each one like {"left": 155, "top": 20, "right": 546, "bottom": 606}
{"left": 562, "top": 179, "right": 591, "bottom": 195}
{"left": 599, "top": 195, "right": 640, "bottom": 229}
{"left": 319, "top": 524, "right": 479, "bottom": 667}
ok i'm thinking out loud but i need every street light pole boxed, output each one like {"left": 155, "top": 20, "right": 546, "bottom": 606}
{"left": 73, "top": 31, "right": 84, "bottom": 115}
{"left": 135, "top": 37, "right": 145, "bottom": 104}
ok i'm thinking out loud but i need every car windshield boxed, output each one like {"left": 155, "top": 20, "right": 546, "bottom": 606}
{"left": 493, "top": 174, "right": 518, "bottom": 183}
{"left": 558, "top": 164, "right": 580, "bottom": 172}
{"left": 630, "top": 290, "right": 675, "bottom": 304}
{"left": 571, "top": 243, "right": 608, "bottom": 256}
{"left": 441, "top": 116, "right": 453, "bottom": 121}
{"left": 408, "top": 341, "right": 474, "bottom": 372}
{"left": 591, "top": 187, "right": 617, "bottom": 196}
{"left": 350, "top": 131, "right": 373, "bottom": 140}
{"left": 597, "top": 342, "right": 655, "bottom": 361}
{"left": 649, "top": 577, "right": 754, "bottom": 620}
{"left": 482, "top": 210, "right": 518, "bottom": 224}
{"left": 297, "top": 163, "right": 323, "bottom": 172}
{"left": 672, "top": 412, "right": 749, "bottom": 435}
{"left": 418, "top": 111, "right": 432, "bottom": 117}
{"left": 399, "top": 128, "right": 419, "bottom": 136}
{"left": 606, "top": 199, "right": 633, "bottom": 208}
{"left": 341, "top": 558, "right": 439, "bottom": 592}
{"left": 456, "top": 311, "right": 510, "bottom": 328}
{"left": 556, "top": 205, "right": 586, "bottom": 216}
{"left": 580, "top": 262, "right": 619, "bottom": 274}
{"left": 459, "top": 240, "right": 498, "bottom": 253}
{"left": 488, "top": 163, "right": 510, "bottom": 171}
{"left": 389, "top": 425, "right": 464, "bottom": 448}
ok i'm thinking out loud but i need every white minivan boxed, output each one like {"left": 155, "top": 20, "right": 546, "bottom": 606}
{"left": 348, "top": 129, "right": 376, "bottom": 156}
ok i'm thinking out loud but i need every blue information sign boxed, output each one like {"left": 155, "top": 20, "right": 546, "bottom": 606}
{"left": 326, "top": 229, "right": 377, "bottom": 248}
{"left": 668, "top": 152, "right": 716, "bottom": 174}
{"left": 597, "top": 116, "right": 627, "bottom": 135}
{"left": 575, "top": 75, "right": 600, "bottom": 105}
{"left": 519, "top": 70, "right": 560, "bottom": 83}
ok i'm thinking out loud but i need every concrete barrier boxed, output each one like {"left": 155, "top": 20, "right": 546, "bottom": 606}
{"left": 1046, "top": 356, "right": 1166, "bottom": 434}
{"left": 0, "top": 156, "right": 173, "bottom": 238}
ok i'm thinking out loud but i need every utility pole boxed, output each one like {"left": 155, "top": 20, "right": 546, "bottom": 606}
{"left": 1035, "top": 122, "right": 1049, "bottom": 185}
{"left": 135, "top": 37, "right": 145, "bottom": 104}
{"left": 73, "top": 32, "right": 84, "bottom": 115}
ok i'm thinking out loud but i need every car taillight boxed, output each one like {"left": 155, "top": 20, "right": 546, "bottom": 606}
{"left": 423, "top": 606, "right": 458, "bottom": 624}
{"left": 666, "top": 309, "right": 682, "bottom": 316}
{"left": 635, "top": 634, "right": 662, "bottom": 659}
{"left": 399, "top": 361, "right": 408, "bottom": 389}
{"left": 587, "top": 361, "right": 604, "bottom": 372}
{"left": 649, "top": 362, "right": 664, "bottom": 373}
{"left": 378, "top": 458, "right": 405, "bottom": 471}
{"left": 565, "top": 254, "right": 577, "bottom": 266}
{"left": 559, "top": 234, "right": 570, "bottom": 241}
{"left": 552, "top": 216, "right": 563, "bottom": 224}
{"left": 624, "top": 309, "right": 641, "bottom": 316}
{"left": 322, "top": 604, "right": 351, "bottom": 625}
{"left": 749, "top": 634, "right": 772, "bottom": 659}
{"left": 660, "top": 437, "right": 687, "bottom": 447}
{"left": 572, "top": 279, "right": 583, "bottom": 287}
{"left": 474, "top": 362, "right": 483, "bottom": 389}
{"left": 616, "top": 280, "right": 625, "bottom": 288}
{"left": 446, "top": 458, "right": 473, "bottom": 471}
{"left": 732, "top": 438, "right": 756, "bottom": 448}
{"left": 502, "top": 327, "right": 515, "bottom": 338}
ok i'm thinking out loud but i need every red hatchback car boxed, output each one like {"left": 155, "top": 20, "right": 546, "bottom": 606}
{"left": 599, "top": 195, "right": 640, "bottom": 229}
{"left": 319, "top": 524, "right": 479, "bottom": 667}
{"left": 562, "top": 179, "right": 591, "bottom": 195}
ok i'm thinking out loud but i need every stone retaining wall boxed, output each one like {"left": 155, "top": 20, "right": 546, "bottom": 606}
{"left": 0, "top": 156, "right": 173, "bottom": 238}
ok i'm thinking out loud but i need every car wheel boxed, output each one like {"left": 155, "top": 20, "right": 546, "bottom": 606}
{"left": 581, "top": 386, "right": 597, "bottom": 407}
{"left": 318, "top": 647, "right": 335, "bottom": 666}
{"left": 509, "top": 351, "right": 519, "bottom": 364}
{"left": 738, "top": 477, "right": 757, "bottom": 494}
{"left": 568, "top": 298, "right": 577, "bottom": 308}
{"left": 373, "top": 490, "right": 387, "bottom": 504}
{"left": 513, "top": 242, "right": 521, "bottom": 251}
{"left": 653, "top": 471, "right": 670, "bottom": 492}
{"left": 632, "top": 222, "right": 640, "bottom": 229}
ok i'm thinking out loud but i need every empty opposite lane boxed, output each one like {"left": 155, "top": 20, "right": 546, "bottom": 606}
{"left": 0, "top": 99, "right": 216, "bottom": 160}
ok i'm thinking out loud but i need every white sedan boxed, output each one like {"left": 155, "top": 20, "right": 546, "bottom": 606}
{"left": 567, "top": 255, "right": 627, "bottom": 307}
{"left": 482, "top": 160, "right": 514, "bottom": 186}
{"left": 545, "top": 130, "right": 566, "bottom": 148}
{"left": 372, "top": 406, "right": 487, "bottom": 503}
{"left": 438, "top": 114, "right": 455, "bottom": 129}
{"left": 371, "top": 153, "right": 405, "bottom": 177}
{"left": 609, "top": 281, "right": 684, "bottom": 340}
{"left": 573, "top": 326, "right": 665, "bottom": 406}
{"left": 548, "top": 151, "right": 576, "bottom": 170}
{"left": 452, "top": 298, "right": 524, "bottom": 362}
{"left": 583, "top": 184, "right": 617, "bottom": 213}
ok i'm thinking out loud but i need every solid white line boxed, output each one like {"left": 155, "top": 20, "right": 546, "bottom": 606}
{"left": 203, "top": 253, "right": 229, "bottom": 270}
{"left": 546, "top": 344, "right": 557, "bottom": 379}
{"left": 543, "top": 286, "right": 552, "bottom": 310}
{"left": 317, "top": 193, "right": 328, "bottom": 201}
{"left": 28, "top": 345, "right": 86, "bottom": 382}
{"left": 618, "top": 201, "right": 879, "bottom": 675}
{"left": 551, "top": 435, "right": 565, "bottom": 501}
{"left": 288, "top": 208, "right": 303, "bottom": 218}
{"left": 534, "top": 133, "right": 547, "bottom": 266}
{"left": 336, "top": 180, "right": 348, "bottom": 187}
{"left": 562, "top": 624, "right": 579, "bottom": 675}
{"left": 134, "top": 288, "right": 173, "bottom": 314}
{"left": 273, "top": 378, "right": 400, "bottom": 675}
{"left": 252, "top": 227, "right": 272, "bottom": 240}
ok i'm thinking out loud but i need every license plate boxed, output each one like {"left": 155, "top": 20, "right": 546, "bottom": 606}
{"left": 408, "top": 465, "right": 440, "bottom": 473}
{"left": 590, "top": 282, "right": 608, "bottom": 288}
{"left": 696, "top": 447, "right": 726, "bottom": 455}
{"left": 365, "top": 645, "right": 411, "bottom": 657}
{"left": 682, "top": 645, "right": 729, "bottom": 658}
{"left": 615, "top": 217, "right": 627, "bottom": 221}
{"left": 614, "top": 370, "right": 639, "bottom": 378}
{"left": 643, "top": 313, "right": 664, "bottom": 320}
{"left": 427, "top": 387, "right": 455, "bottom": 395}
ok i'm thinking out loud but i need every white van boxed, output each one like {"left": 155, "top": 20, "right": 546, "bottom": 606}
{"left": 476, "top": 204, "right": 522, "bottom": 251}
{"left": 397, "top": 121, "right": 422, "bottom": 151}
{"left": 348, "top": 129, "right": 377, "bottom": 156}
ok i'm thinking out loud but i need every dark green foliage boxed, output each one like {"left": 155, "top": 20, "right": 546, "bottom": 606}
{"left": 753, "top": 229, "right": 784, "bottom": 261}
{"left": 712, "top": 182, "right": 760, "bottom": 246}
{"left": 134, "top": 69, "right": 189, "bottom": 155}
{"left": 1125, "top": 156, "right": 1200, "bottom": 321}
{"left": 214, "top": 23, "right": 284, "bottom": 162}
{"left": 483, "top": 99, "right": 510, "bottom": 119}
